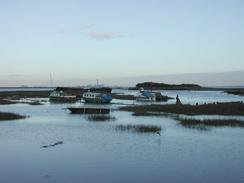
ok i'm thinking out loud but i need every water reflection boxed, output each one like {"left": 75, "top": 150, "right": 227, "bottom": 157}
{"left": 179, "top": 123, "right": 210, "bottom": 131}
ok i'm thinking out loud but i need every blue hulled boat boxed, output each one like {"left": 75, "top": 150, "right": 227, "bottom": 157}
{"left": 82, "top": 92, "right": 112, "bottom": 104}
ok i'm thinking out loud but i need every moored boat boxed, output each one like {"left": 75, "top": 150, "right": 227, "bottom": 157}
{"left": 67, "top": 107, "right": 110, "bottom": 114}
{"left": 49, "top": 90, "right": 77, "bottom": 103}
{"left": 82, "top": 92, "right": 112, "bottom": 104}
{"left": 135, "top": 89, "right": 156, "bottom": 102}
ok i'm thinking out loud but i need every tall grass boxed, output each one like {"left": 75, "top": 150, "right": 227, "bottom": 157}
{"left": 87, "top": 115, "right": 116, "bottom": 122}
{"left": 179, "top": 118, "right": 244, "bottom": 128}
{"left": 120, "top": 102, "right": 244, "bottom": 115}
{"left": 115, "top": 124, "right": 161, "bottom": 134}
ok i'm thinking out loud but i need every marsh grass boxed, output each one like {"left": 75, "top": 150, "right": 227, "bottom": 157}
{"left": 120, "top": 102, "right": 244, "bottom": 115}
{"left": 0, "top": 99, "right": 18, "bottom": 105}
{"left": 87, "top": 115, "right": 116, "bottom": 122}
{"left": 0, "top": 91, "right": 50, "bottom": 99}
{"left": 225, "top": 89, "right": 244, "bottom": 96}
{"left": 132, "top": 112, "right": 163, "bottom": 116}
{"left": 0, "top": 112, "right": 26, "bottom": 121}
{"left": 178, "top": 118, "right": 244, "bottom": 130}
{"left": 0, "top": 98, "right": 44, "bottom": 105}
{"left": 28, "top": 101, "right": 43, "bottom": 105}
{"left": 115, "top": 124, "right": 161, "bottom": 134}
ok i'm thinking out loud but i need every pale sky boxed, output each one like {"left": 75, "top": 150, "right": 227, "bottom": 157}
{"left": 0, "top": 0, "right": 243, "bottom": 86}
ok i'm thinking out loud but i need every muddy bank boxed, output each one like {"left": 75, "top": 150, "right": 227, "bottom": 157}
{"left": 0, "top": 91, "right": 50, "bottom": 99}
{"left": 0, "top": 98, "right": 44, "bottom": 105}
{"left": 120, "top": 102, "right": 244, "bottom": 115}
{"left": 0, "top": 99, "right": 18, "bottom": 105}
{"left": 179, "top": 118, "right": 244, "bottom": 128}
{"left": 225, "top": 89, "right": 244, "bottom": 96}
{"left": 41, "top": 141, "right": 63, "bottom": 148}
{"left": 0, "top": 112, "right": 26, "bottom": 121}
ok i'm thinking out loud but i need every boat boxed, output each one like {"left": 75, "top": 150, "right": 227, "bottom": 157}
{"left": 82, "top": 92, "right": 112, "bottom": 104}
{"left": 49, "top": 90, "right": 77, "bottom": 103}
{"left": 135, "top": 89, "right": 156, "bottom": 102}
{"left": 84, "top": 87, "right": 112, "bottom": 93}
{"left": 67, "top": 107, "right": 110, "bottom": 114}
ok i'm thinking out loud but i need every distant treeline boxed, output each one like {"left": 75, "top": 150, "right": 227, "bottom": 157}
{"left": 132, "top": 82, "right": 202, "bottom": 90}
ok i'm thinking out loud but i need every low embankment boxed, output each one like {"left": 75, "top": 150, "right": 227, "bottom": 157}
{"left": 225, "top": 89, "right": 244, "bottom": 96}
{"left": 120, "top": 102, "right": 244, "bottom": 115}
{"left": 0, "top": 91, "right": 50, "bottom": 99}
{"left": 0, "top": 112, "right": 26, "bottom": 121}
{"left": 179, "top": 118, "right": 244, "bottom": 128}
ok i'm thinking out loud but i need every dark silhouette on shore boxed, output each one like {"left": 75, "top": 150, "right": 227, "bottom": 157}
{"left": 176, "top": 95, "right": 182, "bottom": 105}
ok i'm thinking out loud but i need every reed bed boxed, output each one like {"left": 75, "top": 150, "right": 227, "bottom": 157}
{"left": 115, "top": 124, "right": 161, "bottom": 133}
{"left": 87, "top": 115, "right": 116, "bottom": 122}
{"left": 120, "top": 102, "right": 244, "bottom": 115}
{"left": 179, "top": 118, "right": 244, "bottom": 128}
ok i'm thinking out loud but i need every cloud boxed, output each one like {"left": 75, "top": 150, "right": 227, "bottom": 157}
{"left": 88, "top": 31, "right": 124, "bottom": 40}
{"left": 57, "top": 24, "right": 94, "bottom": 34}
{"left": 57, "top": 25, "right": 125, "bottom": 40}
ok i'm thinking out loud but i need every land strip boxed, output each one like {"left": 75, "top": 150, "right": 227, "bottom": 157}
{"left": 120, "top": 102, "right": 244, "bottom": 115}
{"left": 0, "top": 112, "right": 26, "bottom": 121}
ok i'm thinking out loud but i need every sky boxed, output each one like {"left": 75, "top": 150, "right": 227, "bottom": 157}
{"left": 0, "top": 0, "right": 243, "bottom": 86}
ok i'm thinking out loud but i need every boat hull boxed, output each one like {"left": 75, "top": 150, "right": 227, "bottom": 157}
{"left": 83, "top": 97, "right": 111, "bottom": 104}
{"left": 82, "top": 92, "right": 112, "bottom": 104}
{"left": 49, "top": 96, "right": 77, "bottom": 103}
{"left": 67, "top": 107, "right": 110, "bottom": 114}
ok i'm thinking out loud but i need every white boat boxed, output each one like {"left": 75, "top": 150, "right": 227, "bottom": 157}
{"left": 135, "top": 89, "right": 156, "bottom": 102}
{"left": 49, "top": 90, "right": 77, "bottom": 103}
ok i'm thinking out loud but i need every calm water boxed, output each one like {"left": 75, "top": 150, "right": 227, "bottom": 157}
{"left": 0, "top": 90, "right": 244, "bottom": 183}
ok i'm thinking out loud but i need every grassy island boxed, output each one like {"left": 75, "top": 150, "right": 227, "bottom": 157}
{"left": 132, "top": 82, "right": 202, "bottom": 90}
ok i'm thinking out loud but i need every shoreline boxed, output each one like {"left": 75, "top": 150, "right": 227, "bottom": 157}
{"left": 0, "top": 111, "right": 27, "bottom": 121}
{"left": 119, "top": 102, "right": 244, "bottom": 116}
